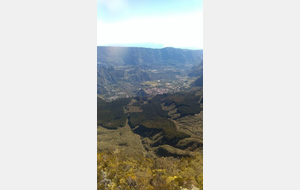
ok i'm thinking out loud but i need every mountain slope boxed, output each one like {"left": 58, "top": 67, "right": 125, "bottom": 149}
{"left": 192, "top": 75, "right": 203, "bottom": 87}
{"left": 97, "top": 89, "right": 203, "bottom": 158}
{"left": 97, "top": 46, "right": 203, "bottom": 66}
{"left": 188, "top": 61, "right": 203, "bottom": 77}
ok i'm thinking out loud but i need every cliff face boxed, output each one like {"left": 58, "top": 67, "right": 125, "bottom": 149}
{"left": 97, "top": 46, "right": 203, "bottom": 66}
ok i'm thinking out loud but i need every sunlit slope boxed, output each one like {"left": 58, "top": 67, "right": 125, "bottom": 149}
{"left": 97, "top": 88, "right": 203, "bottom": 158}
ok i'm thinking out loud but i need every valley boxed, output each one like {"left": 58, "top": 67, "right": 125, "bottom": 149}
{"left": 97, "top": 46, "right": 203, "bottom": 190}
{"left": 97, "top": 46, "right": 203, "bottom": 101}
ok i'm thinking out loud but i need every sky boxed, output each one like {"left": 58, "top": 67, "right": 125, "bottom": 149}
{"left": 97, "top": 0, "right": 203, "bottom": 49}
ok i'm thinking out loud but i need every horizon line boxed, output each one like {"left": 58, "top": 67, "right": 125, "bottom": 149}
{"left": 97, "top": 45, "right": 203, "bottom": 51}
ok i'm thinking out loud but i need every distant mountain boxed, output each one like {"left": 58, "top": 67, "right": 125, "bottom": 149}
{"left": 97, "top": 46, "right": 203, "bottom": 66}
{"left": 97, "top": 65, "right": 156, "bottom": 86}
{"left": 97, "top": 66, "right": 124, "bottom": 84}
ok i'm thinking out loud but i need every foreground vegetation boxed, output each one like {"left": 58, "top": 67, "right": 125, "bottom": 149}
{"left": 97, "top": 150, "right": 203, "bottom": 190}
{"left": 97, "top": 89, "right": 203, "bottom": 189}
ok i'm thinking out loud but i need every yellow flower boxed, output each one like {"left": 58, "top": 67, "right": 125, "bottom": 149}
{"left": 120, "top": 178, "right": 126, "bottom": 184}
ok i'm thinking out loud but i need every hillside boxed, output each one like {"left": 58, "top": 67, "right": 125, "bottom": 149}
{"left": 97, "top": 89, "right": 203, "bottom": 189}
{"left": 97, "top": 88, "right": 203, "bottom": 157}
{"left": 188, "top": 61, "right": 203, "bottom": 77}
{"left": 192, "top": 75, "right": 203, "bottom": 87}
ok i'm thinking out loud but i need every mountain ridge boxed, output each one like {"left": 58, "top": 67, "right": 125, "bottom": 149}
{"left": 97, "top": 46, "right": 203, "bottom": 66}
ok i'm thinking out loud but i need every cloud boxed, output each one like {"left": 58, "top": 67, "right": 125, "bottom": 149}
{"left": 97, "top": 12, "right": 203, "bottom": 49}
{"left": 97, "top": 0, "right": 128, "bottom": 12}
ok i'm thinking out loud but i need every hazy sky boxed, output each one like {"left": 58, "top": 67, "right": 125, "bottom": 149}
{"left": 97, "top": 0, "right": 203, "bottom": 49}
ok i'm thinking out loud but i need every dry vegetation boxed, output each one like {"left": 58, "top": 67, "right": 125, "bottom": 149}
{"left": 97, "top": 89, "right": 203, "bottom": 189}
{"left": 97, "top": 122, "right": 147, "bottom": 155}
{"left": 97, "top": 149, "right": 203, "bottom": 190}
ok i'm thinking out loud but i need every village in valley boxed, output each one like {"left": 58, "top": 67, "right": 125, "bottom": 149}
{"left": 100, "top": 76, "right": 197, "bottom": 101}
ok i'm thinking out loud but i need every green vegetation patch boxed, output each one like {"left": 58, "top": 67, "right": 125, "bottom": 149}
{"left": 129, "top": 101, "right": 190, "bottom": 146}
{"left": 153, "top": 91, "right": 202, "bottom": 117}
{"left": 175, "top": 138, "right": 203, "bottom": 151}
{"left": 97, "top": 98, "right": 131, "bottom": 129}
